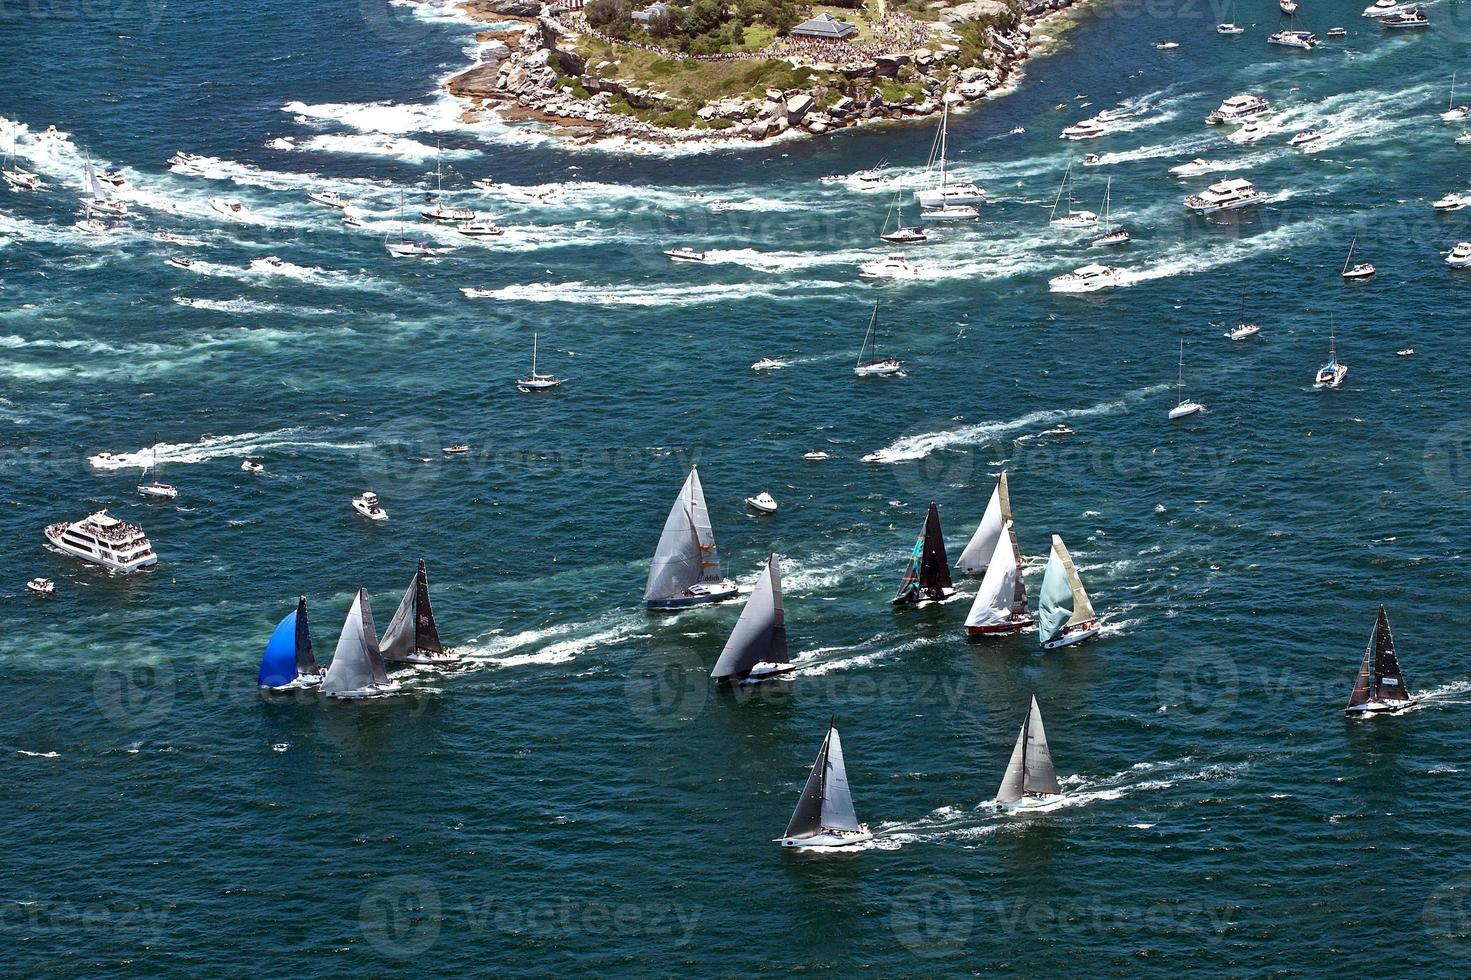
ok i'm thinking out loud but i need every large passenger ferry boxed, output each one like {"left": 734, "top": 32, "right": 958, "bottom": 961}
{"left": 44, "top": 510, "right": 158, "bottom": 572}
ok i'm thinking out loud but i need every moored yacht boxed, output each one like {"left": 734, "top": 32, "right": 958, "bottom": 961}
{"left": 1227, "top": 322, "right": 1261, "bottom": 340}
{"left": 1049, "top": 263, "right": 1125, "bottom": 293}
{"left": 44, "top": 510, "right": 158, "bottom": 573}
{"left": 1341, "top": 236, "right": 1375, "bottom": 279}
{"left": 920, "top": 203, "right": 978, "bottom": 221}
{"left": 352, "top": 491, "right": 388, "bottom": 521}
{"left": 859, "top": 253, "right": 921, "bottom": 280}
{"left": 854, "top": 301, "right": 903, "bottom": 376}
{"left": 1445, "top": 241, "right": 1471, "bottom": 267}
{"left": 1185, "top": 177, "right": 1264, "bottom": 214}
{"left": 1381, "top": 8, "right": 1428, "bottom": 28}
{"left": 457, "top": 216, "right": 504, "bottom": 237}
{"left": 1268, "top": 29, "right": 1318, "bottom": 49}
{"left": 1049, "top": 162, "right": 1097, "bottom": 229}
{"left": 1061, "top": 118, "right": 1107, "bottom": 140}
{"left": 1167, "top": 339, "right": 1204, "bottom": 419}
{"left": 916, "top": 102, "right": 985, "bottom": 208}
{"left": 1315, "top": 330, "right": 1348, "bottom": 388}
{"left": 1206, "top": 93, "right": 1270, "bottom": 124}
{"left": 516, "top": 333, "right": 565, "bottom": 392}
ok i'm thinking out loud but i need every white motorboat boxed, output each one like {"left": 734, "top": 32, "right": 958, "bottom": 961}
{"left": 920, "top": 204, "right": 978, "bottom": 221}
{"left": 1168, "top": 339, "right": 1204, "bottom": 419}
{"left": 1048, "top": 263, "right": 1124, "bottom": 293}
{"left": 168, "top": 150, "right": 206, "bottom": 166}
{"left": 94, "top": 166, "right": 126, "bottom": 190}
{"left": 442, "top": 442, "right": 471, "bottom": 455}
{"left": 802, "top": 450, "right": 829, "bottom": 461}
{"left": 1315, "top": 330, "right": 1348, "bottom": 388}
{"left": 74, "top": 218, "right": 113, "bottom": 236}
{"left": 166, "top": 256, "right": 195, "bottom": 270}
{"left": 1326, "top": 26, "right": 1348, "bottom": 37}
{"left": 1061, "top": 118, "right": 1108, "bottom": 140}
{"left": 1280, "top": 0, "right": 1297, "bottom": 11}
{"left": 1155, "top": 40, "right": 1180, "bottom": 50}
{"left": 1363, "top": 0, "right": 1399, "bottom": 15}
{"left": 1217, "top": 21, "right": 1245, "bottom": 35}
{"left": 209, "top": 196, "right": 247, "bottom": 219}
{"left": 137, "top": 480, "right": 179, "bottom": 500}
{"left": 1268, "top": 30, "right": 1317, "bottom": 48}
{"left": 1398, "top": 347, "right": 1415, "bottom": 356}
{"left": 916, "top": 102, "right": 986, "bottom": 207}
{"left": 1227, "top": 322, "right": 1261, "bottom": 340}
{"left": 44, "top": 510, "right": 158, "bottom": 573}
{"left": 1232, "top": 121, "right": 1271, "bottom": 143}
{"left": 663, "top": 247, "right": 705, "bottom": 263}
{"left": 745, "top": 491, "right": 778, "bottom": 514}
{"left": 1184, "top": 177, "right": 1265, "bottom": 214}
{"left": 1457, "top": 132, "right": 1471, "bottom": 145}
{"left": 751, "top": 358, "right": 785, "bottom": 372}
{"left": 1445, "top": 241, "right": 1471, "bottom": 267}
{"left": 1289, "top": 128, "right": 1323, "bottom": 147}
{"left": 1341, "top": 236, "right": 1375, "bottom": 279}
{"left": 516, "top": 333, "right": 564, "bottom": 392}
{"left": 241, "top": 457, "right": 264, "bottom": 473}
{"left": 858, "top": 253, "right": 921, "bottom": 280}
{"left": 1206, "top": 93, "right": 1270, "bottom": 124}
{"left": 342, "top": 214, "right": 365, "bottom": 228}
{"left": 1169, "top": 158, "right": 1221, "bottom": 176}
{"left": 1080, "top": 153, "right": 1104, "bottom": 166}
{"left": 352, "top": 491, "right": 388, "bottom": 521}
{"left": 457, "top": 216, "right": 504, "bottom": 237}
{"left": 307, "top": 189, "right": 349, "bottom": 209}
{"left": 25, "top": 577, "right": 55, "bottom": 596}
{"left": 1433, "top": 192, "right": 1469, "bottom": 212}
{"left": 253, "top": 255, "right": 285, "bottom": 271}
{"left": 1049, "top": 162, "right": 1097, "bottom": 228}
{"left": 1381, "top": 9, "right": 1428, "bottom": 28}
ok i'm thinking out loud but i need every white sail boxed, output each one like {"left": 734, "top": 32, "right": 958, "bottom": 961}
{"left": 957, "top": 472, "right": 1012, "bottom": 574}
{"left": 320, "top": 588, "right": 389, "bottom": 694}
{"left": 377, "top": 573, "right": 417, "bottom": 662}
{"left": 997, "top": 696, "right": 1060, "bottom": 803}
{"left": 710, "top": 555, "right": 787, "bottom": 680}
{"left": 964, "top": 526, "right": 1021, "bottom": 629}
{"left": 644, "top": 466, "right": 722, "bottom": 601}
{"left": 783, "top": 724, "right": 862, "bottom": 840}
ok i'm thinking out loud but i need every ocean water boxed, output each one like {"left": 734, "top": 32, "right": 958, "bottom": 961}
{"left": 6, "top": 0, "right": 1471, "bottom": 972}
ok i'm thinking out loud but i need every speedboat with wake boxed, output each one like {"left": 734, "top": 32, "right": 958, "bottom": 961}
{"left": 775, "top": 720, "right": 872, "bottom": 848}
{"left": 1363, "top": 0, "right": 1400, "bottom": 14}
{"left": 1169, "top": 158, "right": 1222, "bottom": 177}
{"left": 241, "top": 457, "right": 264, "bottom": 474}
{"left": 664, "top": 246, "right": 705, "bottom": 263}
{"left": 858, "top": 253, "right": 921, "bottom": 280}
{"left": 1049, "top": 263, "right": 1124, "bottom": 293}
{"left": 1433, "top": 192, "right": 1469, "bottom": 212}
{"left": 307, "top": 189, "right": 349, "bottom": 209}
{"left": 209, "top": 196, "right": 247, "bottom": 219}
{"left": 1289, "top": 128, "right": 1323, "bottom": 147}
{"left": 1232, "top": 121, "right": 1271, "bottom": 143}
{"left": 166, "top": 256, "right": 196, "bottom": 270}
{"left": 1206, "top": 93, "right": 1270, "bottom": 124}
{"left": 457, "top": 216, "right": 504, "bottom": 238}
{"left": 1061, "top": 118, "right": 1107, "bottom": 140}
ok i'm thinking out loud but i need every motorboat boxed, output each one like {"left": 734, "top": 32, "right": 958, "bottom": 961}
{"left": 1326, "top": 26, "right": 1348, "bottom": 37}
{"left": 442, "top": 443, "right": 471, "bottom": 455}
{"left": 1398, "top": 347, "right": 1415, "bottom": 356}
{"left": 97, "top": 167, "right": 129, "bottom": 190}
{"left": 342, "top": 214, "right": 366, "bottom": 228}
{"left": 254, "top": 255, "right": 285, "bottom": 269}
{"left": 457, "top": 216, "right": 505, "bottom": 237}
{"left": 44, "top": 510, "right": 158, "bottom": 573}
{"left": 1433, "top": 193, "right": 1469, "bottom": 212}
{"left": 1289, "top": 129, "right": 1323, "bottom": 147}
{"left": 168, "top": 150, "right": 206, "bottom": 166}
{"left": 1061, "top": 118, "right": 1107, "bottom": 140}
{"left": 166, "top": 256, "right": 195, "bottom": 270}
{"left": 1217, "top": 21, "right": 1245, "bottom": 35}
{"left": 1184, "top": 177, "right": 1265, "bottom": 214}
{"left": 1048, "top": 263, "right": 1125, "bottom": 293}
{"left": 1155, "top": 40, "right": 1180, "bottom": 50}
{"left": 1458, "top": 132, "right": 1471, "bottom": 145}
{"left": 1363, "top": 0, "right": 1399, "bottom": 14}
{"left": 422, "top": 202, "right": 475, "bottom": 222}
{"left": 1381, "top": 8, "right": 1428, "bottom": 28}
{"left": 516, "top": 333, "right": 564, "bottom": 392}
{"left": 209, "top": 196, "right": 247, "bottom": 219}
{"left": 1445, "top": 241, "right": 1471, "bottom": 267}
{"left": 86, "top": 198, "right": 128, "bottom": 218}
{"left": 385, "top": 238, "right": 434, "bottom": 258}
{"left": 1206, "top": 93, "right": 1270, "bottom": 124}
{"left": 1169, "top": 158, "right": 1221, "bottom": 176}
{"left": 879, "top": 225, "right": 927, "bottom": 244}
{"left": 25, "top": 577, "right": 55, "bottom": 596}
{"left": 352, "top": 491, "right": 388, "bottom": 521}
{"left": 921, "top": 204, "right": 978, "bottom": 220}
{"left": 751, "top": 358, "right": 785, "bottom": 372}
{"left": 137, "top": 480, "right": 179, "bottom": 500}
{"left": 858, "top": 253, "right": 921, "bottom": 280}
{"left": 1080, "top": 153, "right": 1104, "bottom": 166}
{"left": 1280, "top": 0, "right": 1297, "bottom": 11}
{"left": 745, "top": 491, "right": 778, "bottom": 514}
{"left": 241, "top": 457, "right": 264, "bottom": 473}
{"left": 1232, "top": 121, "right": 1271, "bottom": 143}
{"left": 74, "top": 218, "right": 113, "bottom": 235}
{"left": 1268, "top": 30, "right": 1317, "bottom": 49}
{"left": 664, "top": 247, "right": 705, "bottom": 263}
{"left": 307, "top": 189, "right": 349, "bottom": 209}
{"left": 1044, "top": 424, "right": 1074, "bottom": 436}
{"left": 1227, "top": 322, "right": 1261, "bottom": 340}
{"left": 802, "top": 450, "right": 830, "bottom": 461}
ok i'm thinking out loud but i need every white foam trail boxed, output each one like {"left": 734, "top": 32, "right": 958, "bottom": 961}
{"left": 87, "top": 430, "right": 369, "bottom": 469}
{"left": 469, "top": 280, "right": 849, "bottom": 307}
{"left": 173, "top": 297, "right": 340, "bottom": 316}
{"left": 461, "top": 614, "right": 646, "bottom": 667}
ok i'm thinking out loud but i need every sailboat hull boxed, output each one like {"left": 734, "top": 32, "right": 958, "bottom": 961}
{"left": 776, "top": 825, "right": 873, "bottom": 848}
{"left": 323, "top": 680, "right": 403, "bottom": 700}
{"left": 384, "top": 648, "right": 461, "bottom": 666}
{"left": 646, "top": 581, "right": 739, "bottom": 609}
{"left": 720, "top": 662, "right": 797, "bottom": 686}
{"left": 1041, "top": 619, "right": 1100, "bottom": 650}
{"left": 892, "top": 588, "right": 958, "bottom": 607}
{"left": 966, "top": 615, "right": 1036, "bottom": 637}
{"left": 261, "top": 673, "right": 324, "bottom": 692}
{"left": 998, "top": 793, "right": 1064, "bottom": 812}
{"left": 1345, "top": 698, "right": 1417, "bottom": 717}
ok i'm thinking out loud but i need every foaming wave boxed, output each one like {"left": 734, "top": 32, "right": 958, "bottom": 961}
{"left": 470, "top": 279, "right": 848, "bottom": 307}
{"left": 461, "top": 614, "right": 647, "bottom": 667}
{"left": 173, "top": 296, "right": 339, "bottom": 316}
{"left": 88, "top": 429, "right": 369, "bottom": 469}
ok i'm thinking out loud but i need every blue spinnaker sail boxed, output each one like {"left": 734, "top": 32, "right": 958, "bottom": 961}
{"left": 258, "top": 610, "right": 299, "bottom": 687}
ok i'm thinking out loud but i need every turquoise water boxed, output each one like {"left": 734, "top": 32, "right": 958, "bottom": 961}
{"left": 6, "top": 0, "right": 1471, "bottom": 972}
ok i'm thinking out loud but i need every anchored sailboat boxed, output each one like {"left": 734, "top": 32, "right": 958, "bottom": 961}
{"left": 385, "top": 190, "right": 433, "bottom": 258}
{"left": 1341, "top": 234, "right": 1375, "bottom": 279}
{"left": 893, "top": 502, "right": 956, "bottom": 606}
{"left": 1049, "top": 163, "right": 1098, "bottom": 229}
{"left": 957, "top": 472, "right": 1015, "bottom": 576}
{"left": 257, "top": 596, "right": 324, "bottom": 690}
{"left": 421, "top": 141, "right": 474, "bottom": 222}
{"left": 1443, "top": 71, "right": 1469, "bottom": 121}
{"left": 516, "top": 332, "right": 565, "bottom": 392}
{"left": 711, "top": 554, "right": 793, "bottom": 684}
{"left": 1168, "top": 339, "right": 1204, "bottom": 419}
{"left": 880, "top": 180, "right": 927, "bottom": 244}
{"left": 854, "top": 302, "right": 902, "bottom": 377}
{"left": 1037, "top": 534, "right": 1100, "bottom": 649}
{"left": 997, "top": 696, "right": 1063, "bottom": 808}
{"left": 380, "top": 558, "right": 458, "bottom": 666}
{"left": 1315, "top": 324, "right": 1348, "bottom": 388}
{"left": 776, "top": 718, "right": 873, "bottom": 848}
{"left": 645, "top": 465, "right": 738, "bottom": 609}
{"left": 1091, "top": 177, "right": 1130, "bottom": 247}
{"left": 1345, "top": 604, "right": 1416, "bottom": 716}
{"left": 916, "top": 101, "right": 985, "bottom": 208}
{"left": 321, "top": 588, "right": 402, "bottom": 698}
{"left": 964, "top": 515, "right": 1033, "bottom": 636}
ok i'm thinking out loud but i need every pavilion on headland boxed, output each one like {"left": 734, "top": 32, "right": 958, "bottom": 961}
{"left": 791, "top": 12, "right": 859, "bottom": 40}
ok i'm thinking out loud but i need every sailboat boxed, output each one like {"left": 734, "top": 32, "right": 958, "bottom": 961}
{"left": 1, "top": 137, "right": 39, "bottom": 191}
{"left": 1217, "top": 0, "right": 1245, "bottom": 33}
{"left": 1345, "top": 604, "right": 1416, "bottom": 716}
{"left": 710, "top": 554, "right": 793, "bottom": 684}
{"left": 957, "top": 472, "right": 1015, "bottom": 576}
{"left": 854, "top": 302, "right": 902, "bottom": 377}
{"left": 385, "top": 190, "right": 433, "bottom": 258}
{"left": 1037, "top": 534, "right": 1100, "bottom": 649}
{"left": 1168, "top": 339, "right": 1204, "bottom": 419}
{"left": 1049, "top": 163, "right": 1098, "bottom": 229}
{"left": 380, "top": 558, "right": 458, "bottom": 666}
{"left": 1341, "top": 235, "right": 1375, "bottom": 279}
{"left": 1315, "top": 325, "right": 1348, "bottom": 388}
{"left": 257, "top": 596, "right": 325, "bottom": 690}
{"left": 82, "top": 150, "right": 127, "bottom": 217}
{"left": 320, "top": 588, "right": 402, "bottom": 699}
{"left": 1091, "top": 177, "right": 1130, "bottom": 247}
{"left": 1442, "top": 71, "right": 1469, "bottom": 121}
{"left": 421, "top": 141, "right": 474, "bottom": 222}
{"left": 880, "top": 181, "right": 927, "bottom": 244}
{"left": 996, "top": 696, "right": 1063, "bottom": 808}
{"left": 135, "top": 443, "right": 179, "bottom": 499}
{"left": 516, "top": 333, "right": 565, "bottom": 392}
{"left": 915, "top": 101, "right": 985, "bottom": 208}
{"left": 775, "top": 718, "right": 873, "bottom": 848}
{"left": 892, "top": 502, "right": 956, "bottom": 606}
{"left": 964, "top": 510, "right": 1033, "bottom": 636}
{"left": 644, "top": 465, "right": 738, "bottom": 609}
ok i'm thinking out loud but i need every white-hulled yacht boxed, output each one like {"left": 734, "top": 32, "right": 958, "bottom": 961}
{"left": 1445, "top": 242, "right": 1471, "bottom": 267}
{"left": 1168, "top": 339, "right": 1204, "bottom": 419}
{"left": 663, "top": 247, "right": 705, "bottom": 263}
{"left": 1341, "top": 236, "right": 1375, "bottom": 279}
{"left": 1433, "top": 192, "right": 1469, "bottom": 212}
{"left": 1206, "top": 93, "right": 1270, "bottom": 124}
{"left": 516, "top": 333, "right": 565, "bottom": 392}
{"left": 1231, "top": 121, "right": 1271, "bottom": 143}
{"left": 1381, "top": 8, "right": 1428, "bottom": 28}
{"left": 385, "top": 191, "right": 432, "bottom": 258}
{"left": 916, "top": 102, "right": 986, "bottom": 208}
{"left": 1441, "top": 73, "right": 1469, "bottom": 121}
{"left": 352, "top": 491, "right": 388, "bottom": 521}
{"left": 1315, "top": 330, "right": 1348, "bottom": 388}
{"left": 1169, "top": 158, "right": 1222, "bottom": 176}
{"left": 1268, "top": 29, "right": 1318, "bottom": 48}
{"left": 44, "top": 510, "right": 158, "bottom": 572}
{"left": 307, "top": 189, "right": 349, "bottom": 209}
{"left": 457, "top": 216, "right": 504, "bottom": 237}
{"left": 1049, "top": 263, "right": 1125, "bottom": 293}
{"left": 859, "top": 253, "right": 921, "bottom": 279}
{"left": 921, "top": 203, "right": 979, "bottom": 221}
{"left": 1184, "top": 177, "right": 1265, "bottom": 214}
{"left": 1288, "top": 129, "right": 1323, "bottom": 147}
{"left": 208, "top": 196, "right": 247, "bottom": 219}
{"left": 1061, "top": 118, "right": 1107, "bottom": 140}
{"left": 1363, "top": 0, "right": 1400, "bottom": 15}
{"left": 1049, "top": 163, "right": 1097, "bottom": 229}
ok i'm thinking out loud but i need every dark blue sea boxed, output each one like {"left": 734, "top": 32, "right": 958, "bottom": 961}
{"left": 5, "top": 0, "right": 1471, "bottom": 973}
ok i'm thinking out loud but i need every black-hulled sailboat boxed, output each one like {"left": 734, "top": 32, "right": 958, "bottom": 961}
{"left": 711, "top": 554, "right": 793, "bottom": 684}
{"left": 1345, "top": 604, "right": 1416, "bottom": 717}
{"left": 257, "top": 596, "right": 324, "bottom": 690}
{"left": 776, "top": 718, "right": 873, "bottom": 848}
{"left": 892, "top": 501, "right": 955, "bottom": 605}
{"left": 380, "top": 558, "right": 458, "bottom": 666}
{"left": 645, "top": 465, "right": 738, "bottom": 609}
{"left": 321, "top": 588, "right": 402, "bottom": 699}
{"left": 996, "top": 695, "right": 1063, "bottom": 809}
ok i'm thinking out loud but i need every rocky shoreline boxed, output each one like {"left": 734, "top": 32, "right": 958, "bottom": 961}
{"left": 443, "top": 0, "right": 1081, "bottom": 147}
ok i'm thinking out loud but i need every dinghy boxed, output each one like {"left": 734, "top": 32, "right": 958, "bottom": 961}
{"left": 776, "top": 719, "right": 872, "bottom": 848}
{"left": 1037, "top": 534, "right": 1100, "bottom": 649}
{"left": 257, "top": 596, "right": 325, "bottom": 690}
{"left": 854, "top": 302, "right": 902, "bottom": 377}
{"left": 892, "top": 502, "right": 956, "bottom": 606}
{"left": 711, "top": 554, "right": 794, "bottom": 685}
{"left": 957, "top": 472, "right": 1015, "bottom": 576}
{"left": 1345, "top": 604, "right": 1416, "bottom": 716}
{"left": 644, "top": 465, "right": 739, "bottom": 609}
{"left": 380, "top": 558, "right": 459, "bottom": 666}
{"left": 997, "top": 696, "right": 1063, "bottom": 808}
{"left": 964, "top": 513, "right": 1034, "bottom": 636}
{"left": 321, "top": 588, "right": 401, "bottom": 699}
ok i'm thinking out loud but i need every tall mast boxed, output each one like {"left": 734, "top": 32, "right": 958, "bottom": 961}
{"left": 1177, "top": 338, "right": 1185, "bottom": 400}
